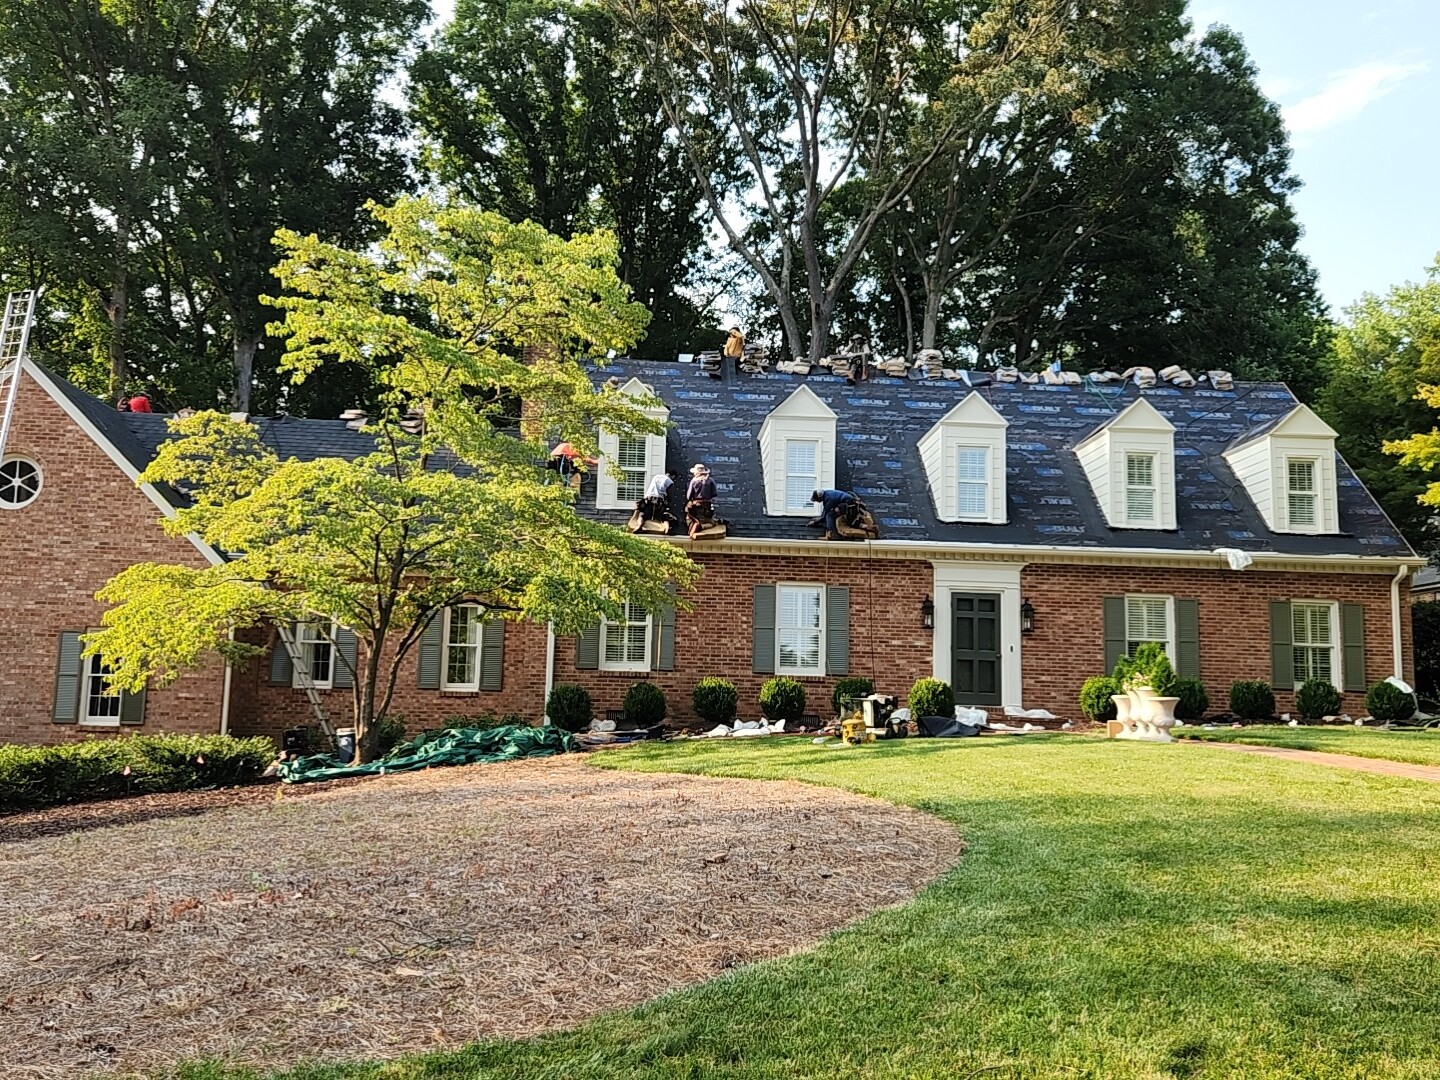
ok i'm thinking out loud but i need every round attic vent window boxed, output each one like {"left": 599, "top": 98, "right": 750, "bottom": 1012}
{"left": 0, "top": 456, "right": 42, "bottom": 509}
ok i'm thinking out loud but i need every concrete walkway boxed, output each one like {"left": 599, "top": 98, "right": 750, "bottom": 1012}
{"left": 1186, "top": 739, "right": 1440, "bottom": 783}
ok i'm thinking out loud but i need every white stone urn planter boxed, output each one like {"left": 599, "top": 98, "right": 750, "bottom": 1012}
{"left": 1120, "top": 685, "right": 1155, "bottom": 739}
{"left": 1110, "top": 694, "right": 1134, "bottom": 738}
{"left": 1148, "top": 696, "right": 1180, "bottom": 741}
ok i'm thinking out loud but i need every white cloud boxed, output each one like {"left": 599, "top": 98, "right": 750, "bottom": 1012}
{"left": 1283, "top": 60, "right": 1428, "bottom": 134}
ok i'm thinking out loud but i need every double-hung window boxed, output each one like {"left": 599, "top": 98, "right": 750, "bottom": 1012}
{"left": 601, "top": 601, "right": 652, "bottom": 671}
{"left": 777, "top": 584, "right": 824, "bottom": 675}
{"left": 1125, "top": 595, "right": 1172, "bottom": 658}
{"left": 82, "top": 654, "right": 121, "bottom": 726}
{"left": 956, "top": 447, "right": 989, "bottom": 519}
{"left": 615, "top": 436, "right": 648, "bottom": 502}
{"left": 1292, "top": 601, "right": 1336, "bottom": 685}
{"left": 1287, "top": 459, "right": 1318, "bottom": 529}
{"left": 443, "top": 604, "right": 484, "bottom": 691}
{"left": 784, "top": 440, "right": 819, "bottom": 511}
{"left": 295, "top": 620, "right": 336, "bottom": 690}
{"left": 1125, "top": 452, "right": 1156, "bottom": 525}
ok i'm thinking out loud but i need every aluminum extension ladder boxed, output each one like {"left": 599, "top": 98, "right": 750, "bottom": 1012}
{"left": 276, "top": 621, "right": 335, "bottom": 738}
{"left": 0, "top": 290, "right": 37, "bottom": 462}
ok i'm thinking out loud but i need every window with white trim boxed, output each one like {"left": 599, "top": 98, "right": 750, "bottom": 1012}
{"left": 1292, "top": 601, "right": 1337, "bottom": 685}
{"left": 443, "top": 604, "right": 484, "bottom": 691}
{"left": 82, "top": 654, "right": 121, "bottom": 726}
{"left": 615, "top": 436, "right": 648, "bottom": 502}
{"left": 1125, "top": 595, "right": 1173, "bottom": 658}
{"left": 295, "top": 620, "right": 336, "bottom": 690}
{"left": 956, "top": 446, "right": 989, "bottom": 519}
{"left": 601, "top": 601, "right": 652, "bottom": 671}
{"left": 0, "top": 456, "right": 42, "bottom": 509}
{"left": 1286, "top": 458, "right": 1318, "bottom": 529}
{"left": 1125, "top": 452, "right": 1156, "bottom": 524}
{"left": 784, "top": 440, "right": 819, "bottom": 511}
{"left": 777, "top": 584, "right": 824, "bottom": 675}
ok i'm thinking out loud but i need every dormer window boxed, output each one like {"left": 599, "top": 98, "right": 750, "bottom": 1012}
{"left": 917, "top": 393, "right": 1007, "bottom": 524}
{"left": 596, "top": 378, "right": 668, "bottom": 511}
{"left": 759, "top": 385, "right": 836, "bottom": 516}
{"left": 1223, "top": 405, "right": 1339, "bottom": 535}
{"left": 1074, "top": 398, "right": 1176, "bottom": 530}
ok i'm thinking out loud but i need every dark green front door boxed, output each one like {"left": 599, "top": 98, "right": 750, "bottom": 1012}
{"left": 952, "top": 593, "right": 1002, "bottom": 706}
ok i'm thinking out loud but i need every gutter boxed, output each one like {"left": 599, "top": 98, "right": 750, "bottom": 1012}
{"left": 1392, "top": 564, "right": 1409, "bottom": 679}
{"left": 219, "top": 627, "right": 235, "bottom": 736}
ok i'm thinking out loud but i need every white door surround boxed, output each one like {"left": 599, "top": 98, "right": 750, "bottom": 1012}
{"left": 930, "top": 561, "right": 1024, "bottom": 709}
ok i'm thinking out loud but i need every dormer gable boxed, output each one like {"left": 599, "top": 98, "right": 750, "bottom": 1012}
{"left": 916, "top": 392, "right": 1007, "bottom": 523}
{"left": 758, "top": 384, "right": 836, "bottom": 516}
{"left": 1074, "top": 397, "right": 1177, "bottom": 530}
{"left": 596, "top": 378, "right": 669, "bottom": 510}
{"left": 1223, "top": 404, "right": 1339, "bottom": 534}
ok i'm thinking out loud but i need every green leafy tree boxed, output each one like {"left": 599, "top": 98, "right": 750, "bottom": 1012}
{"left": 88, "top": 199, "right": 699, "bottom": 762}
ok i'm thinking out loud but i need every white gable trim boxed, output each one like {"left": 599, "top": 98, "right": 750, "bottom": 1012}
{"left": 21, "top": 359, "right": 223, "bottom": 566}
{"left": 917, "top": 392, "right": 1008, "bottom": 523}
{"left": 1223, "top": 405, "right": 1340, "bottom": 534}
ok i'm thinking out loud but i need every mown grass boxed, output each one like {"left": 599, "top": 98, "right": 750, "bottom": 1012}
{"left": 1175, "top": 723, "right": 1440, "bottom": 766}
{"left": 179, "top": 735, "right": 1440, "bottom": 1080}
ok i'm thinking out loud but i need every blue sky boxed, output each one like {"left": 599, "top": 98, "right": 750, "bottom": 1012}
{"left": 1189, "top": 0, "right": 1439, "bottom": 312}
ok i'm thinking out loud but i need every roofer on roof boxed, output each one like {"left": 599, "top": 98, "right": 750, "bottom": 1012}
{"left": 810, "top": 488, "right": 856, "bottom": 541}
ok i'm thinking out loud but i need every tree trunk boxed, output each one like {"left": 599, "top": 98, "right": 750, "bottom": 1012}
{"left": 808, "top": 294, "right": 833, "bottom": 365}
{"left": 921, "top": 281, "right": 943, "bottom": 352}
{"left": 104, "top": 210, "right": 131, "bottom": 399}
{"left": 893, "top": 274, "right": 915, "bottom": 362}
{"left": 232, "top": 327, "right": 261, "bottom": 412}
{"left": 355, "top": 642, "right": 383, "bottom": 764}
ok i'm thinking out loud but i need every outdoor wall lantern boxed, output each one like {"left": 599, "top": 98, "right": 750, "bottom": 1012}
{"left": 1021, "top": 598, "right": 1036, "bottom": 634}
{"left": 920, "top": 595, "right": 935, "bottom": 630}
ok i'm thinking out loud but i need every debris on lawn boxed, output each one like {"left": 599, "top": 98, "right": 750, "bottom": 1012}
{"left": 275, "top": 724, "right": 574, "bottom": 784}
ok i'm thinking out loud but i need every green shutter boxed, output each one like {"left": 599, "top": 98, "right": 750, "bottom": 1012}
{"left": 480, "top": 620, "right": 505, "bottom": 690}
{"left": 53, "top": 632, "right": 84, "bottom": 724}
{"left": 268, "top": 626, "right": 294, "bottom": 686}
{"left": 1341, "top": 603, "right": 1366, "bottom": 693}
{"left": 656, "top": 583, "right": 677, "bottom": 672}
{"left": 1176, "top": 599, "right": 1200, "bottom": 679}
{"left": 332, "top": 627, "right": 357, "bottom": 690}
{"left": 417, "top": 613, "right": 442, "bottom": 689}
{"left": 1270, "top": 601, "right": 1294, "bottom": 690}
{"left": 576, "top": 621, "right": 600, "bottom": 669}
{"left": 825, "top": 586, "right": 850, "bottom": 676}
{"left": 119, "top": 684, "right": 146, "bottom": 725}
{"left": 1102, "top": 597, "right": 1126, "bottom": 677}
{"left": 752, "top": 585, "right": 776, "bottom": 674}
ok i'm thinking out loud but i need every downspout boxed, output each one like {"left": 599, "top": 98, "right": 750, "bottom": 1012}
{"left": 219, "top": 628, "right": 235, "bottom": 736}
{"left": 1391, "top": 564, "right": 1409, "bottom": 678}
{"left": 543, "top": 621, "right": 556, "bottom": 724}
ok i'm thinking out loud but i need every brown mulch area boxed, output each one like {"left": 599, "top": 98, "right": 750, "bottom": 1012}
{"left": 0, "top": 756, "right": 961, "bottom": 1079}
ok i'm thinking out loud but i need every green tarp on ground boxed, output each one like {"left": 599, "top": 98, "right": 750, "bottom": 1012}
{"left": 276, "top": 724, "right": 576, "bottom": 784}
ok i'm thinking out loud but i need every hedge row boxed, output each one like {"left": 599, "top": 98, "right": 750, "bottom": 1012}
{"left": 0, "top": 734, "right": 276, "bottom": 812}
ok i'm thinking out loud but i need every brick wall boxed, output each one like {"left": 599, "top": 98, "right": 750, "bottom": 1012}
{"left": 1020, "top": 563, "right": 1412, "bottom": 718}
{"left": 0, "top": 373, "right": 227, "bottom": 745}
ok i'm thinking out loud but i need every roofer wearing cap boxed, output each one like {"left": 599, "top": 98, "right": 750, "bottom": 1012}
{"left": 638, "top": 468, "right": 679, "bottom": 527}
{"left": 686, "top": 463, "right": 715, "bottom": 504}
{"left": 809, "top": 488, "right": 856, "bottom": 540}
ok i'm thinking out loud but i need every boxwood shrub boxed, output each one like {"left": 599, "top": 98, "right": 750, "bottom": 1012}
{"left": 758, "top": 677, "right": 806, "bottom": 723}
{"left": 1295, "top": 678, "right": 1342, "bottom": 721}
{"left": 831, "top": 677, "right": 875, "bottom": 716}
{"left": 546, "top": 683, "right": 593, "bottom": 733}
{"left": 1079, "top": 676, "right": 1122, "bottom": 723}
{"left": 623, "top": 682, "right": 667, "bottom": 726}
{"left": 1229, "top": 680, "right": 1275, "bottom": 721}
{"left": 908, "top": 678, "right": 955, "bottom": 720}
{"left": 1173, "top": 677, "right": 1210, "bottom": 722}
{"left": 692, "top": 678, "right": 739, "bottom": 725}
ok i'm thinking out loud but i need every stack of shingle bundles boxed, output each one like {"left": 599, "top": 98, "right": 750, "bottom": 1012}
{"left": 776, "top": 359, "right": 812, "bottom": 375}
{"left": 698, "top": 349, "right": 723, "bottom": 375}
{"left": 1158, "top": 365, "right": 1196, "bottom": 387}
{"left": 1204, "top": 369, "right": 1234, "bottom": 390}
{"left": 1042, "top": 367, "right": 1082, "bottom": 386}
{"left": 341, "top": 408, "right": 367, "bottom": 431}
{"left": 1123, "top": 366, "right": 1157, "bottom": 388}
{"left": 1087, "top": 370, "right": 1124, "bottom": 383}
{"left": 740, "top": 343, "right": 770, "bottom": 374}
{"left": 878, "top": 355, "right": 909, "bottom": 377}
{"left": 911, "top": 348, "right": 943, "bottom": 379}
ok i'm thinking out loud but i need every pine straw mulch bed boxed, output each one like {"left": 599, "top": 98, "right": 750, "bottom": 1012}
{"left": 0, "top": 754, "right": 962, "bottom": 1079}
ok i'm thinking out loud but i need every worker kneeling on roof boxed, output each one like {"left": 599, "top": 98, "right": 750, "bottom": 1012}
{"left": 810, "top": 488, "right": 856, "bottom": 541}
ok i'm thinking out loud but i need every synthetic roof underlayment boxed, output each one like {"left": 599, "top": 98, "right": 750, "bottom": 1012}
{"left": 39, "top": 359, "right": 1410, "bottom": 559}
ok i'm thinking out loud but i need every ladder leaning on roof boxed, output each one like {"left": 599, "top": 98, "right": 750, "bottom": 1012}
{"left": 0, "top": 290, "right": 38, "bottom": 462}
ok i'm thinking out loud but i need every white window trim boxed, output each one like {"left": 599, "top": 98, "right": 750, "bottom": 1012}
{"left": 783, "top": 438, "right": 820, "bottom": 513}
{"left": 0, "top": 455, "right": 43, "bottom": 510}
{"left": 1124, "top": 452, "right": 1158, "bottom": 527}
{"left": 441, "top": 604, "right": 486, "bottom": 692}
{"left": 1124, "top": 593, "right": 1176, "bottom": 662}
{"left": 614, "top": 434, "right": 649, "bottom": 503}
{"left": 1291, "top": 599, "right": 1341, "bottom": 690}
{"left": 1284, "top": 456, "right": 1321, "bottom": 533}
{"left": 80, "top": 652, "right": 121, "bottom": 727}
{"left": 293, "top": 619, "right": 338, "bottom": 690}
{"left": 600, "top": 602, "right": 654, "bottom": 673}
{"left": 775, "top": 582, "right": 826, "bottom": 677}
{"left": 954, "top": 445, "right": 991, "bottom": 522}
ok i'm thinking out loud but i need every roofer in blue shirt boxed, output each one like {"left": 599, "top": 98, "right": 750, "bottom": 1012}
{"left": 809, "top": 488, "right": 856, "bottom": 540}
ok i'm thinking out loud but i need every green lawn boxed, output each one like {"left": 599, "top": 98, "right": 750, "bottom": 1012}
{"left": 185, "top": 736, "right": 1440, "bottom": 1080}
{"left": 1174, "top": 723, "right": 1440, "bottom": 766}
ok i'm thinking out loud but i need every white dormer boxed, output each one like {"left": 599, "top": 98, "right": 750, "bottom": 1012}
{"left": 917, "top": 392, "right": 1008, "bottom": 523}
{"left": 1074, "top": 398, "right": 1177, "bottom": 530}
{"left": 759, "top": 385, "right": 836, "bottom": 515}
{"left": 1223, "top": 404, "right": 1339, "bottom": 534}
{"left": 596, "top": 377, "right": 669, "bottom": 510}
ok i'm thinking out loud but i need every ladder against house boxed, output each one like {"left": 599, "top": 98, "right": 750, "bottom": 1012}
{"left": 276, "top": 621, "right": 336, "bottom": 740}
{"left": 0, "top": 290, "right": 38, "bottom": 462}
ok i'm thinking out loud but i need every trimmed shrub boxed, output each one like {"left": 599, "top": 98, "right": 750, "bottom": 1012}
{"left": 1366, "top": 680, "right": 1414, "bottom": 724}
{"left": 374, "top": 715, "right": 408, "bottom": 755}
{"left": 546, "top": 683, "right": 593, "bottom": 733}
{"left": 0, "top": 734, "right": 275, "bottom": 812}
{"left": 1295, "top": 678, "right": 1342, "bottom": 721}
{"left": 1114, "top": 642, "right": 1177, "bottom": 695}
{"left": 1079, "top": 676, "right": 1122, "bottom": 723}
{"left": 831, "top": 677, "right": 875, "bottom": 716}
{"left": 1173, "top": 677, "right": 1210, "bottom": 722}
{"left": 759, "top": 677, "right": 806, "bottom": 723}
{"left": 692, "top": 678, "right": 739, "bottom": 725}
{"left": 441, "top": 712, "right": 528, "bottom": 732}
{"left": 1229, "top": 680, "right": 1275, "bottom": 721}
{"left": 623, "top": 682, "right": 667, "bottom": 726}
{"left": 909, "top": 677, "right": 955, "bottom": 719}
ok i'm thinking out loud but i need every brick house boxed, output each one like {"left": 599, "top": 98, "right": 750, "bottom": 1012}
{"left": 0, "top": 356, "right": 1421, "bottom": 745}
